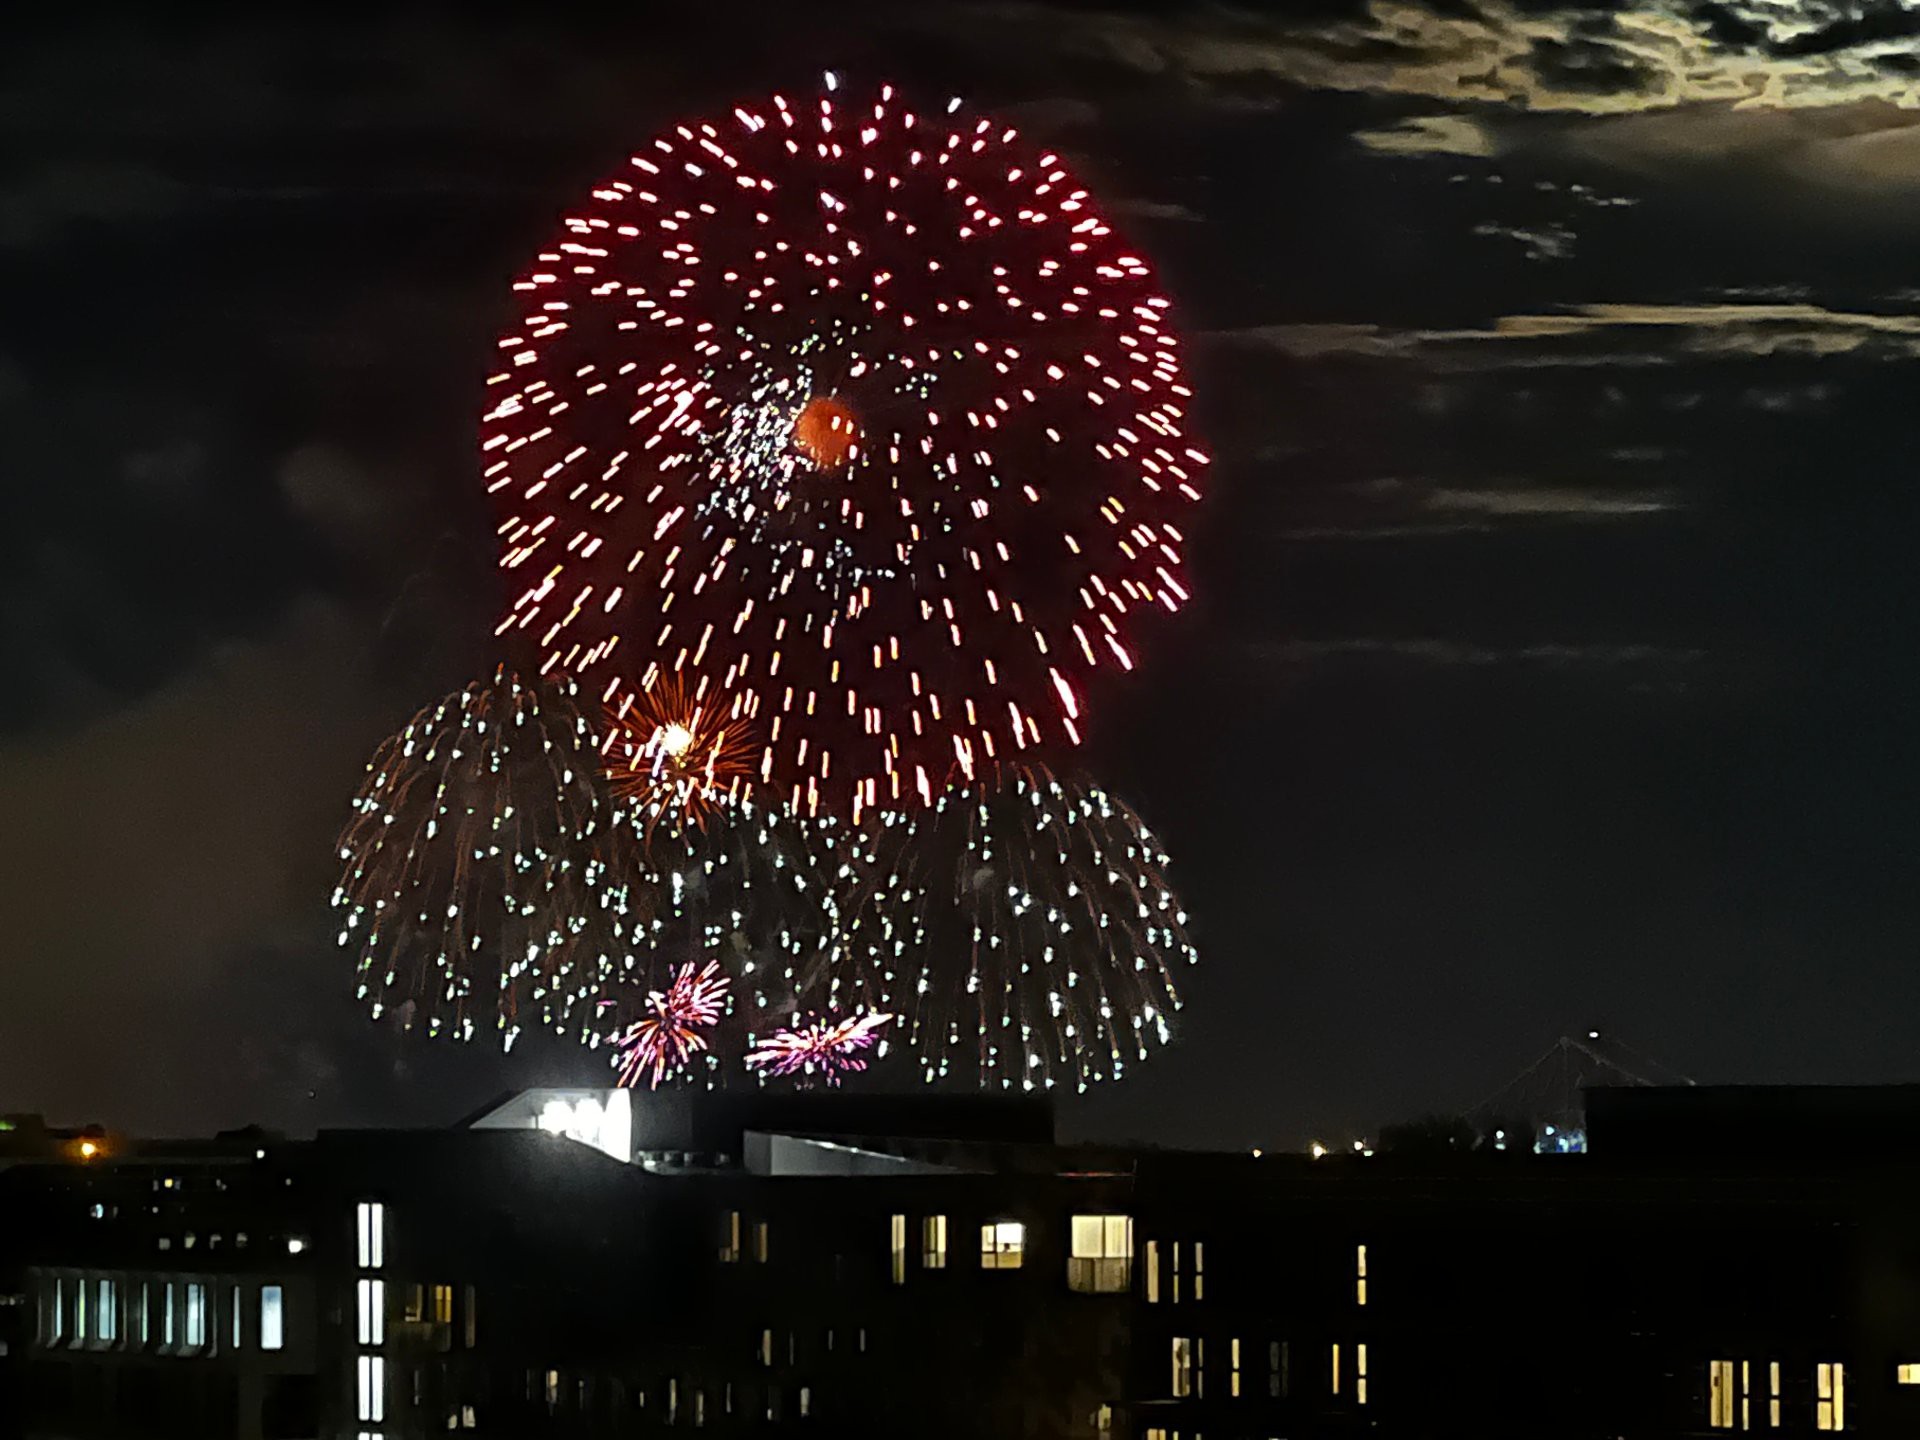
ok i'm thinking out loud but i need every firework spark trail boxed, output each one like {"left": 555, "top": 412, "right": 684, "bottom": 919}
{"left": 601, "top": 673, "right": 758, "bottom": 838}
{"left": 812, "top": 762, "right": 1193, "bottom": 1091}
{"left": 745, "top": 1011, "right": 892, "bottom": 1086}
{"left": 332, "top": 669, "right": 649, "bottom": 1045}
{"left": 483, "top": 76, "right": 1207, "bottom": 821}
{"left": 613, "top": 958, "right": 733, "bottom": 1087}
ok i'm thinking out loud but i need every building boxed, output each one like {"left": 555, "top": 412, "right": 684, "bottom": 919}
{"left": 8, "top": 1085, "right": 1920, "bottom": 1438}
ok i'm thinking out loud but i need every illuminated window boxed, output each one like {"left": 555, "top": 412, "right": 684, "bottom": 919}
{"left": 1358, "top": 1343, "right": 1369, "bottom": 1405}
{"left": 799, "top": 1386, "right": 811, "bottom": 1417}
{"left": 357, "top": 1278, "right": 385, "bottom": 1346}
{"left": 464, "top": 1285, "right": 477, "bottom": 1348}
{"left": 1194, "top": 1242, "right": 1205, "bottom": 1301}
{"left": 184, "top": 1283, "right": 207, "bottom": 1349}
{"left": 1742, "top": 1360, "right": 1752, "bottom": 1430}
{"left": 753, "top": 1221, "right": 769, "bottom": 1263}
{"left": 358, "top": 1355, "right": 387, "bottom": 1423}
{"left": 759, "top": 1328, "right": 773, "bottom": 1367}
{"left": 1710, "top": 1360, "right": 1735, "bottom": 1428}
{"left": 1333, "top": 1342, "right": 1342, "bottom": 1396}
{"left": 890, "top": 1214, "right": 907, "bottom": 1285}
{"left": 355, "top": 1202, "right": 384, "bottom": 1269}
{"left": 720, "top": 1211, "right": 741, "bottom": 1263}
{"left": 1817, "top": 1363, "right": 1845, "bottom": 1431}
{"left": 402, "top": 1285, "right": 424, "bottom": 1323}
{"left": 163, "top": 1283, "right": 176, "bottom": 1347}
{"left": 232, "top": 1284, "right": 243, "bottom": 1348}
{"left": 137, "top": 1282, "right": 149, "bottom": 1348}
{"left": 260, "top": 1286, "right": 283, "bottom": 1351}
{"left": 1171, "top": 1337, "right": 1195, "bottom": 1398}
{"left": 96, "top": 1279, "right": 116, "bottom": 1345}
{"left": 1771, "top": 1362, "right": 1781, "bottom": 1428}
{"left": 1172, "top": 1241, "right": 1183, "bottom": 1303}
{"left": 1899, "top": 1363, "right": 1920, "bottom": 1385}
{"left": 75, "top": 1274, "right": 87, "bottom": 1342}
{"left": 922, "top": 1214, "right": 947, "bottom": 1269}
{"left": 1093, "top": 1402, "right": 1114, "bottom": 1437}
{"left": 1145, "top": 1240, "right": 1160, "bottom": 1303}
{"left": 981, "top": 1221, "right": 1025, "bottom": 1270}
{"left": 1356, "top": 1244, "right": 1368, "bottom": 1306}
{"left": 1069, "top": 1215, "right": 1134, "bottom": 1293}
{"left": 1230, "top": 1337, "right": 1242, "bottom": 1397}
{"left": 431, "top": 1284, "right": 453, "bottom": 1325}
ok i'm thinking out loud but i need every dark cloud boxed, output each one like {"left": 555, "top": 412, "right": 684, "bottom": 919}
{"left": 1692, "top": 1, "right": 1767, "bottom": 47}
{"left": 1770, "top": 0, "right": 1920, "bottom": 56}
{"left": 1527, "top": 35, "right": 1655, "bottom": 94}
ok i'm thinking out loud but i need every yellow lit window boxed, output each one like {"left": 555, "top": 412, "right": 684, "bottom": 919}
{"left": 1899, "top": 1363, "right": 1920, "bottom": 1384}
{"left": 1358, "top": 1342, "right": 1369, "bottom": 1405}
{"left": 1145, "top": 1240, "right": 1160, "bottom": 1303}
{"left": 1230, "top": 1337, "right": 1242, "bottom": 1397}
{"left": 889, "top": 1215, "right": 907, "bottom": 1285}
{"left": 1194, "top": 1241, "right": 1205, "bottom": 1301}
{"left": 981, "top": 1221, "right": 1025, "bottom": 1270}
{"left": 1172, "top": 1241, "right": 1183, "bottom": 1303}
{"left": 720, "top": 1211, "right": 741, "bottom": 1263}
{"left": 1710, "top": 1360, "right": 1735, "bottom": 1429}
{"left": 1770, "top": 1361, "right": 1781, "bottom": 1428}
{"left": 1817, "top": 1362, "right": 1845, "bottom": 1431}
{"left": 1172, "top": 1337, "right": 1194, "bottom": 1398}
{"left": 1742, "top": 1360, "right": 1751, "bottom": 1431}
{"left": 1357, "top": 1244, "right": 1368, "bottom": 1306}
{"left": 1333, "top": 1342, "right": 1341, "bottom": 1396}
{"left": 922, "top": 1214, "right": 947, "bottom": 1269}
{"left": 1068, "top": 1215, "right": 1134, "bottom": 1294}
{"left": 752, "top": 1221, "right": 769, "bottom": 1263}
{"left": 431, "top": 1284, "right": 453, "bottom": 1325}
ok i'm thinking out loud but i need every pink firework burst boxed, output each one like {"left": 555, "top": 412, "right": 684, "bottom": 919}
{"left": 613, "top": 960, "right": 732, "bottom": 1088}
{"left": 745, "top": 1012, "right": 893, "bottom": 1087}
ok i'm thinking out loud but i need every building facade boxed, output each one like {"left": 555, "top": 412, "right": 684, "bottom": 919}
{"left": 9, "top": 1086, "right": 1920, "bottom": 1438}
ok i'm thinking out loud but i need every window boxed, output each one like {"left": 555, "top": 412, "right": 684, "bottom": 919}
{"left": 1194, "top": 1241, "right": 1205, "bottom": 1300}
{"left": 260, "top": 1286, "right": 284, "bottom": 1351}
{"left": 357, "top": 1354, "right": 387, "bottom": 1422}
{"left": 1333, "top": 1342, "right": 1342, "bottom": 1396}
{"left": 75, "top": 1273, "right": 87, "bottom": 1342}
{"left": 799, "top": 1386, "right": 811, "bottom": 1417}
{"left": 138, "top": 1282, "right": 150, "bottom": 1348}
{"left": 1068, "top": 1215, "right": 1134, "bottom": 1294}
{"left": 49, "top": 1275, "right": 65, "bottom": 1345}
{"left": 1742, "top": 1360, "right": 1752, "bottom": 1430}
{"left": 464, "top": 1284, "right": 477, "bottom": 1348}
{"left": 1710, "top": 1360, "right": 1737, "bottom": 1429}
{"left": 981, "top": 1221, "right": 1026, "bottom": 1270}
{"left": 96, "top": 1279, "right": 116, "bottom": 1345}
{"left": 1899, "top": 1363, "right": 1920, "bottom": 1385}
{"left": 1770, "top": 1361, "right": 1781, "bottom": 1428}
{"left": 922, "top": 1214, "right": 947, "bottom": 1269}
{"left": 890, "top": 1215, "right": 907, "bottom": 1285}
{"left": 357, "top": 1278, "right": 385, "bottom": 1346}
{"left": 232, "top": 1284, "right": 243, "bottom": 1348}
{"left": 402, "top": 1285, "right": 424, "bottom": 1323}
{"left": 1271, "top": 1340, "right": 1289, "bottom": 1398}
{"left": 720, "top": 1211, "right": 741, "bottom": 1263}
{"left": 1171, "top": 1337, "right": 1194, "bottom": 1398}
{"left": 759, "top": 1328, "right": 773, "bottom": 1367}
{"left": 184, "top": 1283, "right": 207, "bottom": 1349}
{"left": 1356, "top": 1244, "right": 1368, "bottom": 1306}
{"left": 1817, "top": 1363, "right": 1845, "bottom": 1432}
{"left": 1230, "top": 1337, "right": 1242, "bottom": 1397}
{"left": 1145, "top": 1240, "right": 1161, "bottom": 1303}
{"left": 431, "top": 1284, "right": 453, "bottom": 1325}
{"left": 753, "top": 1221, "right": 769, "bottom": 1263}
{"left": 356, "top": 1202, "right": 385, "bottom": 1269}
{"left": 163, "top": 1284, "right": 176, "bottom": 1347}
{"left": 1357, "top": 1342, "right": 1369, "bottom": 1405}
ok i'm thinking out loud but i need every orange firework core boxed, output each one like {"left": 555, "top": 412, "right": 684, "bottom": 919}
{"left": 792, "top": 395, "right": 860, "bottom": 470}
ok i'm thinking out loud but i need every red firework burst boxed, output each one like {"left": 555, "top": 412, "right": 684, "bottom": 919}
{"left": 612, "top": 959, "right": 732, "bottom": 1087}
{"left": 745, "top": 1011, "right": 892, "bottom": 1086}
{"left": 484, "top": 75, "right": 1205, "bottom": 820}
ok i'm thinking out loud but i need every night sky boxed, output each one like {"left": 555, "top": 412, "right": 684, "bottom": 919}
{"left": 8, "top": 2, "right": 1920, "bottom": 1150}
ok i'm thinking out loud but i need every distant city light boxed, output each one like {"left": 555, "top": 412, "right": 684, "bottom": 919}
{"left": 287, "top": 1238, "right": 307, "bottom": 1255}
{"left": 1310, "top": 1143, "right": 1327, "bottom": 1159}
